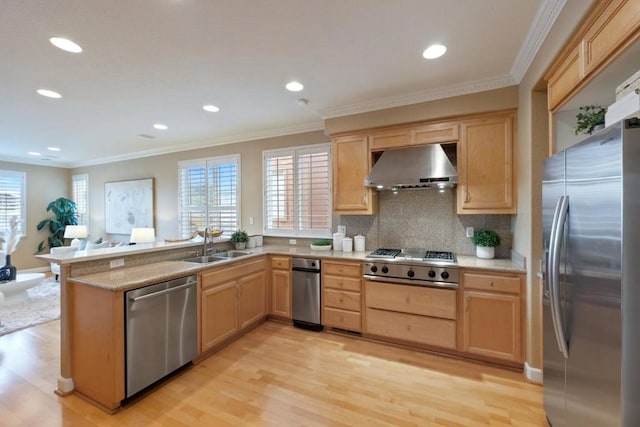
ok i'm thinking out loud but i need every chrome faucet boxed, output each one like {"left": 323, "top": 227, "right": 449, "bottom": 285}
{"left": 202, "top": 227, "right": 211, "bottom": 256}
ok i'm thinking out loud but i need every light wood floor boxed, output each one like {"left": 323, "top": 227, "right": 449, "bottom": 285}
{"left": 0, "top": 320, "right": 546, "bottom": 426}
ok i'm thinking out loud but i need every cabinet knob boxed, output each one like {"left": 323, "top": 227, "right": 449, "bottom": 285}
{"left": 489, "top": 281, "right": 494, "bottom": 286}
{"left": 406, "top": 325, "right": 411, "bottom": 331}
{"left": 339, "top": 297, "right": 344, "bottom": 303}
{"left": 406, "top": 296, "right": 410, "bottom": 304}
{"left": 339, "top": 315, "right": 344, "bottom": 322}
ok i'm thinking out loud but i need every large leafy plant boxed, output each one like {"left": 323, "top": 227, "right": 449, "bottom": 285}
{"left": 36, "top": 197, "right": 78, "bottom": 253}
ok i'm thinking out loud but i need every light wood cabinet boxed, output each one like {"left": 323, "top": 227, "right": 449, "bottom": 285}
{"left": 322, "top": 260, "right": 362, "bottom": 332}
{"left": 332, "top": 135, "right": 376, "bottom": 215}
{"left": 410, "top": 121, "right": 459, "bottom": 146}
{"left": 200, "top": 257, "right": 266, "bottom": 353}
{"left": 270, "top": 256, "right": 292, "bottom": 318}
{"left": 364, "top": 280, "right": 456, "bottom": 350}
{"left": 461, "top": 270, "right": 524, "bottom": 363}
{"left": 457, "top": 111, "right": 516, "bottom": 214}
{"left": 369, "top": 128, "right": 410, "bottom": 150}
{"left": 201, "top": 281, "right": 239, "bottom": 350}
{"left": 546, "top": 0, "right": 640, "bottom": 113}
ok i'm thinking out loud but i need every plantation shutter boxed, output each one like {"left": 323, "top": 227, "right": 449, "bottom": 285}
{"left": 178, "top": 155, "right": 240, "bottom": 238}
{"left": 72, "top": 174, "right": 89, "bottom": 227}
{"left": 0, "top": 170, "right": 26, "bottom": 234}
{"left": 263, "top": 144, "right": 331, "bottom": 238}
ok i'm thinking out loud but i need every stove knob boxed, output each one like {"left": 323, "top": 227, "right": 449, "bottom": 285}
{"left": 428, "top": 270, "right": 436, "bottom": 278}
{"left": 407, "top": 270, "right": 415, "bottom": 278}
{"left": 370, "top": 265, "right": 378, "bottom": 273}
{"left": 441, "top": 271, "right": 450, "bottom": 280}
{"left": 381, "top": 266, "right": 389, "bottom": 274}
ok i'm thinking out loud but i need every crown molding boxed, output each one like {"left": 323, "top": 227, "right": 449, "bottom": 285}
{"left": 319, "top": 74, "right": 517, "bottom": 119}
{"left": 511, "top": 0, "right": 567, "bottom": 83}
{"left": 69, "top": 120, "right": 325, "bottom": 168}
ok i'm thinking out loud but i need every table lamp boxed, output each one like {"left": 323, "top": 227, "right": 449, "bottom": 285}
{"left": 130, "top": 227, "right": 155, "bottom": 244}
{"left": 64, "top": 225, "right": 88, "bottom": 248}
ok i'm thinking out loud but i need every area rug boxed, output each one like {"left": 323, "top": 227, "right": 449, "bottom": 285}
{"left": 0, "top": 277, "right": 60, "bottom": 336}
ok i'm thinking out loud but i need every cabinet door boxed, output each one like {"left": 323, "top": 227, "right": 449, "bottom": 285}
{"left": 369, "top": 128, "right": 410, "bottom": 150}
{"left": 332, "top": 135, "right": 376, "bottom": 214}
{"left": 238, "top": 271, "right": 266, "bottom": 329}
{"left": 462, "top": 290, "right": 522, "bottom": 363}
{"left": 458, "top": 113, "right": 516, "bottom": 214}
{"left": 271, "top": 269, "right": 291, "bottom": 318}
{"left": 201, "top": 281, "right": 239, "bottom": 351}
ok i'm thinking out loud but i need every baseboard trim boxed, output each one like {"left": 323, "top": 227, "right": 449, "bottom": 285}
{"left": 524, "top": 361, "right": 543, "bottom": 383}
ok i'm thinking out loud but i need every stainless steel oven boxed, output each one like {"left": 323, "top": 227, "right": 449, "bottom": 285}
{"left": 125, "top": 275, "right": 197, "bottom": 398}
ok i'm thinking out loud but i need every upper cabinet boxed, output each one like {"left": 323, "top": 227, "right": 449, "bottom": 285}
{"left": 457, "top": 111, "right": 516, "bottom": 214}
{"left": 546, "top": 0, "right": 640, "bottom": 113}
{"left": 332, "top": 134, "right": 377, "bottom": 215}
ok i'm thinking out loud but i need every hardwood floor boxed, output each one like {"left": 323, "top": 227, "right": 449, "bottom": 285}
{"left": 0, "top": 320, "right": 546, "bottom": 426}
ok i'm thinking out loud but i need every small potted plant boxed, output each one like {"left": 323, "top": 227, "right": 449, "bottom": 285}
{"left": 230, "top": 230, "right": 249, "bottom": 249}
{"left": 574, "top": 105, "right": 607, "bottom": 135}
{"left": 471, "top": 229, "right": 501, "bottom": 259}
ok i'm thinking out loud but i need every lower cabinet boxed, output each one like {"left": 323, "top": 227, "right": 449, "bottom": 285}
{"left": 364, "top": 281, "right": 456, "bottom": 350}
{"left": 200, "top": 257, "right": 266, "bottom": 353}
{"left": 270, "top": 256, "right": 292, "bottom": 319}
{"left": 322, "top": 260, "right": 363, "bottom": 332}
{"left": 461, "top": 270, "right": 524, "bottom": 363}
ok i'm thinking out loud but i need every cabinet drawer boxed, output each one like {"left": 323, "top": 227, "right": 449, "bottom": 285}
{"left": 366, "top": 308, "right": 456, "bottom": 349}
{"left": 323, "top": 275, "right": 361, "bottom": 292}
{"left": 323, "top": 307, "right": 361, "bottom": 332}
{"left": 410, "top": 122, "right": 459, "bottom": 145}
{"left": 369, "top": 128, "right": 410, "bottom": 150}
{"left": 323, "top": 261, "right": 361, "bottom": 277}
{"left": 202, "top": 258, "right": 265, "bottom": 289}
{"left": 365, "top": 281, "right": 456, "bottom": 320}
{"left": 463, "top": 273, "right": 521, "bottom": 294}
{"left": 323, "top": 289, "right": 361, "bottom": 312}
{"left": 271, "top": 256, "right": 290, "bottom": 270}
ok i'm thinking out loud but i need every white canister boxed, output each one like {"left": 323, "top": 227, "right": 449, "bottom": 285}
{"left": 247, "top": 236, "right": 257, "bottom": 248}
{"left": 255, "top": 235, "right": 263, "bottom": 247}
{"left": 333, "top": 232, "right": 345, "bottom": 251}
{"left": 354, "top": 235, "right": 365, "bottom": 252}
{"left": 342, "top": 237, "right": 353, "bottom": 252}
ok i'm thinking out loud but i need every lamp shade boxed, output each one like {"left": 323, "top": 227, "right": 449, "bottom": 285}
{"left": 130, "top": 227, "right": 155, "bottom": 244}
{"left": 64, "top": 225, "right": 87, "bottom": 239}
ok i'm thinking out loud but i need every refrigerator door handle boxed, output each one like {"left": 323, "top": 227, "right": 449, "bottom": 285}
{"left": 548, "top": 195, "right": 570, "bottom": 359}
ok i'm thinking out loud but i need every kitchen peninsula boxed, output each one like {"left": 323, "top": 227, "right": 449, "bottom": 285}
{"left": 39, "top": 241, "right": 524, "bottom": 412}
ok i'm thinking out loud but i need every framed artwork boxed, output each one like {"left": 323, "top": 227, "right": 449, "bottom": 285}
{"left": 105, "top": 178, "right": 154, "bottom": 234}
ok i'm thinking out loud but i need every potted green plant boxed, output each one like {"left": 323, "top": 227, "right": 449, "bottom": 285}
{"left": 471, "top": 229, "right": 501, "bottom": 259}
{"left": 35, "top": 197, "right": 78, "bottom": 254}
{"left": 574, "top": 105, "right": 607, "bottom": 135}
{"left": 230, "top": 230, "right": 249, "bottom": 250}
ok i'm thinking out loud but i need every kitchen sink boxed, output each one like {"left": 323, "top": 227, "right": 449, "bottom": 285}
{"left": 181, "top": 255, "right": 229, "bottom": 264}
{"left": 182, "top": 251, "right": 252, "bottom": 264}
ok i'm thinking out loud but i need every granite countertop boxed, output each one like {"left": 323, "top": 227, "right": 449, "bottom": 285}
{"left": 68, "top": 244, "right": 524, "bottom": 292}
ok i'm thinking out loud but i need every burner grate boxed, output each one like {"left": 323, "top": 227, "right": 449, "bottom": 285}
{"left": 424, "top": 251, "right": 455, "bottom": 262}
{"left": 368, "top": 248, "right": 401, "bottom": 258}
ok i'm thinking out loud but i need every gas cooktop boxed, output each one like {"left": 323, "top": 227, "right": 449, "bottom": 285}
{"left": 366, "top": 248, "right": 456, "bottom": 265}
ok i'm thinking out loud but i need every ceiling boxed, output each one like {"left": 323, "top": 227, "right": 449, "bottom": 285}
{"left": 1, "top": 0, "right": 561, "bottom": 168}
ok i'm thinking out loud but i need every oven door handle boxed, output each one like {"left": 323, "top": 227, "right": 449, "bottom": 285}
{"left": 363, "top": 274, "right": 458, "bottom": 289}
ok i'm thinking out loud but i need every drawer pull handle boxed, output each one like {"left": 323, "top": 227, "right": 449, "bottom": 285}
{"left": 339, "top": 315, "right": 344, "bottom": 322}
{"left": 406, "top": 296, "right": 410, "bottom": 304}
{"left": 339, "top": 297, "right": 344, "bottom": 303}
{"left": 406, "top": 325, "right": 411, "bottom": 331}
{"left": 489, "top": 281, "right": 494, "bottom": 286}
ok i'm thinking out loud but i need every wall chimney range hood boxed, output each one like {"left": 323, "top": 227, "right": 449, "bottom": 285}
{"left": 364, "top": 143, "right": 458, "bottom": 191}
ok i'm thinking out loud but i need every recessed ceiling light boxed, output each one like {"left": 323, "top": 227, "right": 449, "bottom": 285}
{"left": 422, "top": 44, "right": 447, "bottom": 59}
{"left": 49, "top": 37, "right": 82, "bottom": 53}
{"left": 47, "top": 147, "right": 61, "bottom": 152}
{"left": 37, "top": 89, "right": 62, "bottom": 98}
{"left": 28, "top": 151, "right": 41, "bottom": 156}
{"left": 153, "top": 123, "right": 168, "bottom": 130}
{"left": 285, "top": 81, "right": 304, "bottom": 92}
{"left": 203, "top": 105, "right": 220, "bottom": 112}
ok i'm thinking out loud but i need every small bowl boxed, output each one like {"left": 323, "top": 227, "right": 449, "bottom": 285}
{"left": 195, "top": 230, "right": 223, "bottom": 238}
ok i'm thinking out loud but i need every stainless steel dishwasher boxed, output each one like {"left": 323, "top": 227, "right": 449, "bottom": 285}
{"left": 292, "top": 258, "right": 323, "bottom": 331}
{"left": 125, "top": 274, "right": 197, "bottom": 398}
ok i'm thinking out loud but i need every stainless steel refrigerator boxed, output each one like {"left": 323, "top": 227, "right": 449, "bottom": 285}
{"left": 543, "top": 120, "right": 640, "bottom": 426}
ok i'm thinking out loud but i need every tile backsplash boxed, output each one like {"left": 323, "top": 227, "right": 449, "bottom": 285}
{"left": 337, "top": 189, "right": 513, "bottom": 258}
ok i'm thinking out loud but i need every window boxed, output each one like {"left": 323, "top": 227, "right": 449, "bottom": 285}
{"left": 72, "top": 174, "right": 89, "bottom": 227}
{"left": 178, "top": 155, "right": 240, "bottom": 238}
{"left": 0, "top": 170, "right": 26, "bottom": 234}
{"left": 264, "top": 144, "right": 331, "bottom": 238}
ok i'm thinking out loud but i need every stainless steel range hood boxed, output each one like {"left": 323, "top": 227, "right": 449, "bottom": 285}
{"left": 364, "top": 143, "right": 457, "bottom": 190}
